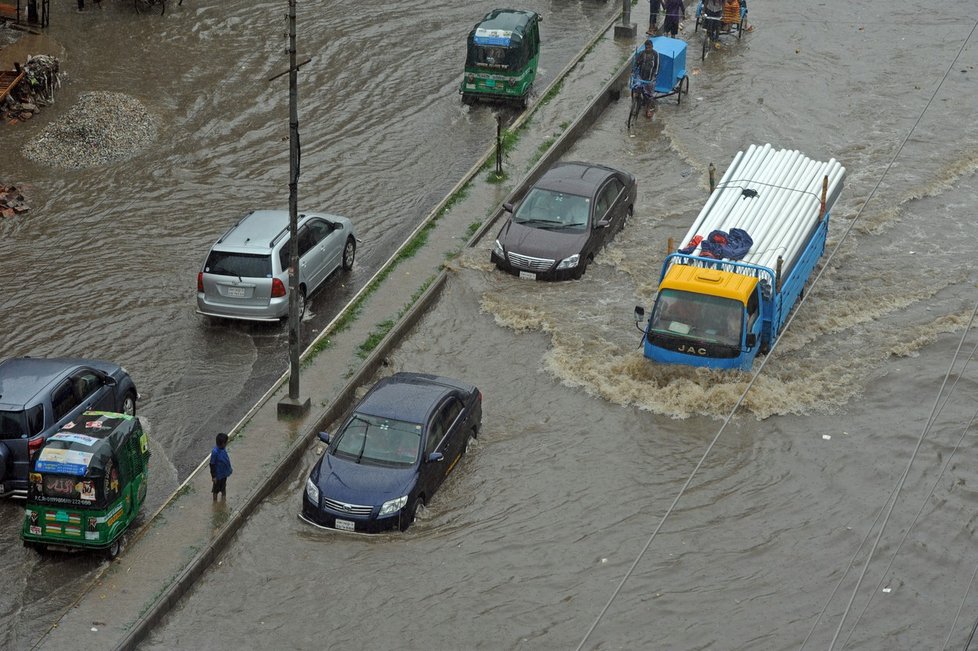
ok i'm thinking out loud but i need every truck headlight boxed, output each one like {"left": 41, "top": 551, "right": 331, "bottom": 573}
{"left": 305, "top": 477, "right": 319, "bottom": 505}
{"left": 556, "top": 253, "right": 580, "bottom": 270}
{"left": 493, "top": 239, "right": 505, "bottom": 259}
{"left": 379, "top": 495, "right": 408, "bottom": 516}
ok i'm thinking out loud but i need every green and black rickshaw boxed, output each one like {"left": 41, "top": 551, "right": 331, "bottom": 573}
{"left": 22, "top": 411, "right": 150, "bottom": 558}
{"left": 460, "top": 9, "right": 541, "bottom": 108}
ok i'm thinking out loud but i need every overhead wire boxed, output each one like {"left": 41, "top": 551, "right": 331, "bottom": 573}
{"left": 576, "top": 16, "right": 978, "bottom": 651}
{"left": 825, "top": 301, "right": 978, "bottom": 650}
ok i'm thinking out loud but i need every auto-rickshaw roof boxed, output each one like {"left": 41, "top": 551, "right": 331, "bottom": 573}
{"left": 34, "top": 411, "right": 138, "bottom": 477}
{"left": 470, "top": 9, "right": 538, "bottom": 47}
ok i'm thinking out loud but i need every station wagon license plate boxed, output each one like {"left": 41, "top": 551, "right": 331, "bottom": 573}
{"left": 227, "top": 286, "right": 247, "bottom": 298}
{"left": 334, "top": 518, "right": 355, "bottom": 532}
{"left": 518, "top": 271, "right": 536, "bottom": 280}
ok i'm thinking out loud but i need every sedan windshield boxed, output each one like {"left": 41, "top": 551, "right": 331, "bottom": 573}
{"left": 331, "top": 414, "right": 422, "bottom": 467}
{"left": 513, "top": 188, "right": 590, "bottom": 231}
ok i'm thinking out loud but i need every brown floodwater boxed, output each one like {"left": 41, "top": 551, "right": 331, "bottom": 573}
{"left": 5, "top": 0, "right": 978, "bottom": 648}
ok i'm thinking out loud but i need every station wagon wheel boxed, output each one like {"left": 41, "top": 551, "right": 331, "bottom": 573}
{"left": 342, "top": 236, "right": 356, "bottom": 271}
{"left": 122, "top": 391, "right": 137, "bottom": 417}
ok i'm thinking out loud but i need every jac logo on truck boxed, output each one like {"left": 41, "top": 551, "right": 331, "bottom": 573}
{"left": 678, "top": 344, "right": 708, "bottom": 356}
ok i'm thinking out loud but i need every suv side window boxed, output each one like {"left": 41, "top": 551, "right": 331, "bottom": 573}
{"left": 71, "top": 370, "right": 101, "bottom": 402}
{"left": 51, "top": 380, "right": 80, "bottom": 422}
{"left": 26, "top": 404, "right": 44, "bottom": 436}
{"left": 307, "top": 219, "right": 333, "bottom": 244}
{"left": 297, "top": 226, "right": 315, "bottom": 258}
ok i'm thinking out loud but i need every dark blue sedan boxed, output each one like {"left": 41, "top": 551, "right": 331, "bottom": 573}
{"left": 301, "top": 372, "right": 482, "bottom": 533}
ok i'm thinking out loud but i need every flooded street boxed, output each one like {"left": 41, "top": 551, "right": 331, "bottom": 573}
{"left": 0, "top": 0, "right": 618, "bottom": 646}
{"left": 138, "top": 0, "right": 978, "bottom": 649}
{"left": 4, "top": 0, "right": 978, "bottom": 647}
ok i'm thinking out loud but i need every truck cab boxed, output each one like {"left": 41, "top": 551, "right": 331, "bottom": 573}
{"left": 638, "top": 261, "right": 767, "bottom": 370}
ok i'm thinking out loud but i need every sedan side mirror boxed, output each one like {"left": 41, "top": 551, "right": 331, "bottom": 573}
{"left": 596, "top": 219, "right": 610, "bottom": 229}
{"left": 503, "top": 202, "right": 514, "bottom": 213}
{"left": 317, "top": 431, "right": 330, "bottom": 444}
{"left": 427, "top": 452, "right": 444, "bottom": 463}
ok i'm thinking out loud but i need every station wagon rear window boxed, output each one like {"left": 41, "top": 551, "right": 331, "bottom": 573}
{"left": 204, "top": 251, "right": 272, "bottom": 279}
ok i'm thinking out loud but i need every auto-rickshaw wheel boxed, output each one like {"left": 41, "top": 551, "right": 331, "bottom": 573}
{"left": 105, "top": 538, "right": 122, "bottom": 560}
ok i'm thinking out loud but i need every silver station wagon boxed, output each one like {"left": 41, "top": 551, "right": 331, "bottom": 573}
{"left": 196, "top": 210, "right": 356, "bottom": 322}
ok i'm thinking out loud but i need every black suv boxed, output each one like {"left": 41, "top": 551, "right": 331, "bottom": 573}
{"left": 0, "top": 357, "right": 139, "bottom": 499}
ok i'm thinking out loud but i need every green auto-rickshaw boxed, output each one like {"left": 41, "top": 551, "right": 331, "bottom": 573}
{"left": 22, "top": 411, "right": 150, "bottom": 558}
{"left": 460, "top": 9, "right": 541, "bottom": 108}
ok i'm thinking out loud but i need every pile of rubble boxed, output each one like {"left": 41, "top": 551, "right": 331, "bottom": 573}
{"left": 0, "top": 184, "right": 29, "bottom": 219}
{"left": 22, "top": 91, "right": 159, "bottom": 169}
{"left": 2, "top": 54, "right": 62, "bottom": 123}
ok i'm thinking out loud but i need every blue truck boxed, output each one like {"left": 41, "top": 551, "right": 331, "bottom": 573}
{"left": 635, "top": 144, "right": 846, "bottom": 370}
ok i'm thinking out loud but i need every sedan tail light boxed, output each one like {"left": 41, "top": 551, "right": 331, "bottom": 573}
{"left": 197, "top": 272, "right": 204, "bottom": 293}
{"left": 271, "top": 278, "right": 287, "bottom": 298}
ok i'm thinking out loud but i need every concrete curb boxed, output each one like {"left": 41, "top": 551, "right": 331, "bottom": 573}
{"left": 112, "top": 20, "right": 637, "bottom": 651}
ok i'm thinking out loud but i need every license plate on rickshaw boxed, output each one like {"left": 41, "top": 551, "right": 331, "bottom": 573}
{"left": 334, "top": 519, "right": 355, "bottom": 532}
{"left": 518, "top": 271, "right": 536, "bottom": 280}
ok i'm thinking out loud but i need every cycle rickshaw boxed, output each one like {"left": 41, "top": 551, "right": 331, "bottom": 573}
{"left": 627, "top": 36, "right": 689, "bottom": 130}
{"left": 695, "top": 0, "right": 748, "bottom": 60}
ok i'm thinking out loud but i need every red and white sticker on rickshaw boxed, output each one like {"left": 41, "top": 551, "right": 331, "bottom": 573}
{"left": 51, "top": 432, "right": 99, "bottom": 447}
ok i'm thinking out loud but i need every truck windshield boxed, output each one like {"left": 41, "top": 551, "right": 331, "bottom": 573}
{"left": 650, "top": 289, "right": 743, "bottom": 346}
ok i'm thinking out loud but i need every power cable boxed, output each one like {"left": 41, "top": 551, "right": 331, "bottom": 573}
{"left": 842, "top": 346, "right": 978, "bottom": 649}
{"left": 801, "top": 334, "right": 978, "bottom": 649}
{"left": 576, "top": 16, "right": 978, "bottom": 651}
{"left": 825, "top": 302, "right": 978, "bottom": 650}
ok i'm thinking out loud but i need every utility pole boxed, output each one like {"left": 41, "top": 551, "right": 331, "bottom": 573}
{"left": 277, "top": 0, "right": 310, "bottom": 418}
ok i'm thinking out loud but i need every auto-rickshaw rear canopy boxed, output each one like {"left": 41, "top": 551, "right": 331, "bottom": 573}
{"left": 465, "top": 9, "right": 540, "bottom": 68}
{"left": 34, "top": 412, "right": 139, "bottom": 480}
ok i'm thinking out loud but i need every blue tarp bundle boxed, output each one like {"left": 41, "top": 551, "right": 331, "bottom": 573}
{"left": 680, "top": 228, "right": 753, "bottom": 260}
